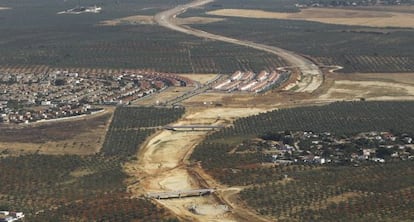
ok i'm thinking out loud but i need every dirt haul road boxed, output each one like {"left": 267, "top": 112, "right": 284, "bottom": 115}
{"left": 125, "top": 107, "right": 272, "bottom": 222}
{"left": 154, "top": 0, "right": 323, "bottom": 93}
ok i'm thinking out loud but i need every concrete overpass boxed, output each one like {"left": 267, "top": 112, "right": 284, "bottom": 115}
{"left": 147, "top": 188, "right": 215, "bottom": 199}
{"left": 163, "top": 124, "right": 225, "bottom": 131}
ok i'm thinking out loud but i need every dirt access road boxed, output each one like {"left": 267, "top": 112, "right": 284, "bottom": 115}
{"left": 125, "top": 107, "right": 272, "bottom": 222}
{"left": 154, "top": 0, "right": 323, "bottom": 93}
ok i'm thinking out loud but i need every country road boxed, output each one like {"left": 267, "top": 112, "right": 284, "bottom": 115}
{"left": 154, "top": 0, "right": 323, "bottom": 93}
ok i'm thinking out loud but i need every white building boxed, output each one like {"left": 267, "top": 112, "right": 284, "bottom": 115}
{"left": 0, "top": 211, "right": 25, "bottom": 222}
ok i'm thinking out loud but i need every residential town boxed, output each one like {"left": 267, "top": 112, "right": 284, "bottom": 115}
{"left": 0, "top": 70, "right": 193, "bottom": 124}
{"left": 236, "top": 131, "right": 414, "bottom": 165}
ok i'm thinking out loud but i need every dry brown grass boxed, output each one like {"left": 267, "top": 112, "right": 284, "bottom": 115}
{"left": 207, "top": 8, "right": 414, "bottom": 28}
{"left": 0, "top": 108, "right": 114, "bottom": 156}
{"left": 175, "top": 16, "right": 225, "bottom": 25}
{"left": 324, "top": 192, "right": 361, "bottom": 206}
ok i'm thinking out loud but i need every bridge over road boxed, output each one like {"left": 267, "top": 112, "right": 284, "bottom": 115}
{"left": 163, "top": 124, "right": 225, "bottom": 131}
{"left": 147, "top": 188, "right": 215, "bottom": 199}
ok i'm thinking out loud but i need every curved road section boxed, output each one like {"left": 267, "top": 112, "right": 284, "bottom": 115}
{"left": 154, "top": 0, "right": 323, "bottom": 93}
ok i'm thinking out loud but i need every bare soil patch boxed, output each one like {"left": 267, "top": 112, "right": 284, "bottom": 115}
{"left": 318, "top": 72, "right": 414, "bottom": 101}
{"left": 158, "top": 196, "right": 234, "bottom": 222}
{"left": 185, "top": 107, "right": 269, "bottom": 120}
{"left": 319, "top": 80, "right": 414, "bottom": 100}
{"left": 183, "top": 90, "right": 312, "bottom": 108}
{"left": 178, "top": 73, "right": 218, "bottom": 84}
{"left": 139, "top": 130, "right": 206, "bottom": 174}
{"left": 133, "top": 86, "right": 194, "bottom": 106}
{"left": 183, "top": 92, "right": 236, "bottom": 106}
{"left": 69, "top": 168, "right": 95, "bottom": 177}
{"left": 207, "top": 8, "right": 414, "bottom": 28}
{"left": 125, "top": 107, "right": 272, "bottom": 222}
{"left": 325, "top": 192, "right": 361, "bottom": 206}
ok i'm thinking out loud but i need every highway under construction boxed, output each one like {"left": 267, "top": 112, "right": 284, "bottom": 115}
{"left": 154, "top": 0, "right": 323, "bottom": 93}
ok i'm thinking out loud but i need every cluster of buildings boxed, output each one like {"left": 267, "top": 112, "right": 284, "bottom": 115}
{"left": 57, "top": 5, "right": 102, "bottom": 14}
{"left": 0, "top": 69, "right": 193, "bottom": 124}
{"left": 213, "top": 70, "right": 289, "bottom": 93}
{"left": 0, "top": 211, "right": 24, "bottom": 222}
{"left": 1, "top": 102, "right": 100, "bottom": 124}
{"left": 237, "top": 131, "right": 414, "bottom": 165}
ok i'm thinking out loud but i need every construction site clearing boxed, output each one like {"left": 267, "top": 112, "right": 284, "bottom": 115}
{"left": 213, "top": 70, "right": 290, "bottom": 93}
